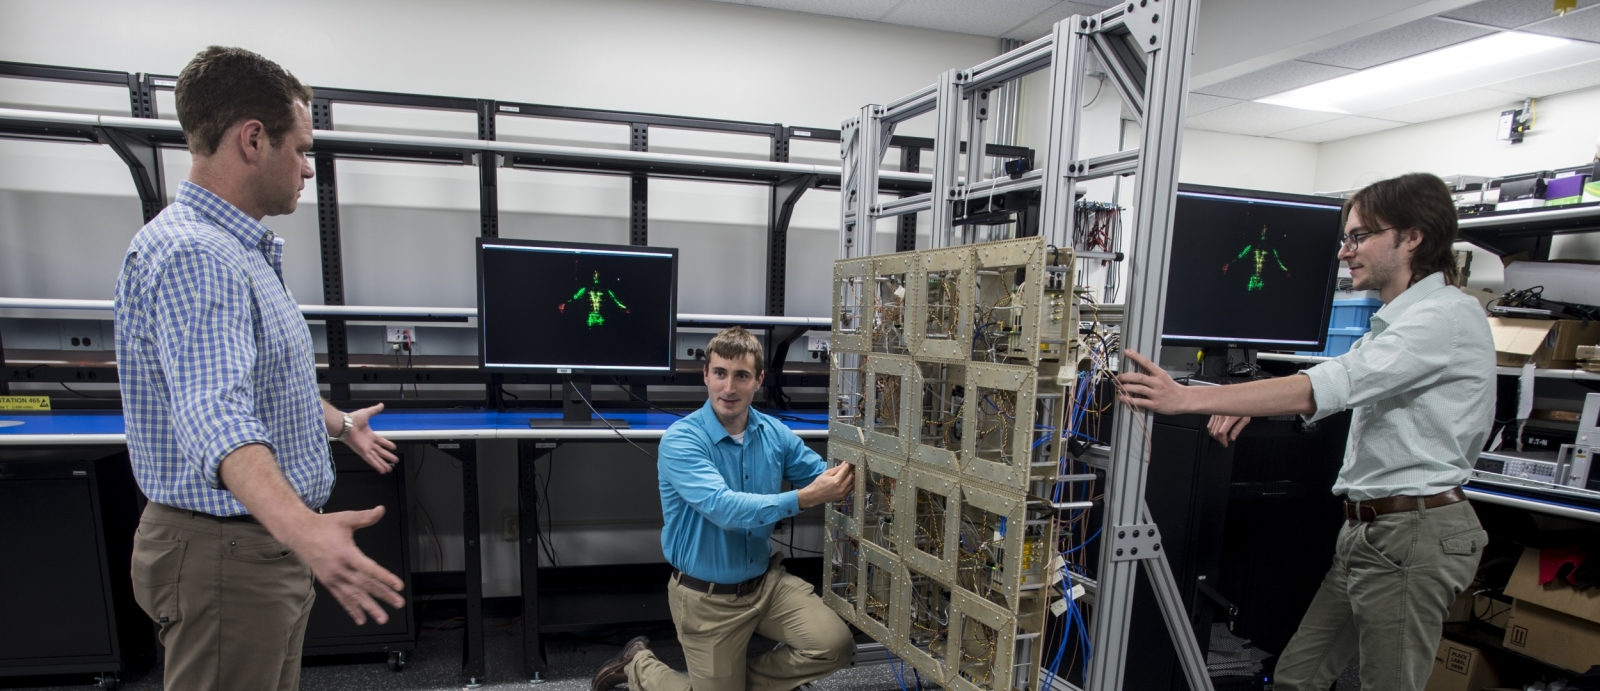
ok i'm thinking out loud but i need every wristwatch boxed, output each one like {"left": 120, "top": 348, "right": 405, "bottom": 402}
{"left": 332, "top": 413, "right": 353, "bottom": 442}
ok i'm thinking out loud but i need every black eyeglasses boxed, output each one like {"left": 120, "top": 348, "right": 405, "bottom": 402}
{"left": 1338, "top": 227, "right": 1394, "bottom": 251}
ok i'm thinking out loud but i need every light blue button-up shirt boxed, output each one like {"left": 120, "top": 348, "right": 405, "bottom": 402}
{"left": 114, "top": 181, "right": 333, "bottom": 517}
{"left": 658, "top": 400, "right": 826, "bottom": 584}
{"left": 1303, "top": 272, "right": 1496, "bottom": 501}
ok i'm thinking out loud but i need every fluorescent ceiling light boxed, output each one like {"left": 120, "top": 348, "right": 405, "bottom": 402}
{"left": 1257, "top": 32, "right": 1600, "bottom": 114}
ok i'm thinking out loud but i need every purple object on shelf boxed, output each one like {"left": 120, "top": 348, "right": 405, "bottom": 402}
{"left": 1546, "top": 174, "right": 1588, "bottom": 200}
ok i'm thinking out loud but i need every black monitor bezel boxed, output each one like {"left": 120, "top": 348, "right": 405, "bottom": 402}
{"left": 1159, "top": 183, "right": 1345, "bottom": 353}
{"left": 476, "top": 237, "right": 679, "bottom": 375}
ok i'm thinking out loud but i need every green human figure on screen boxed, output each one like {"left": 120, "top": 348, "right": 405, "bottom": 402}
{"left": 1222, "top": 226, "right": 1290, "bottom": 292}
{"left": 560, "top": 270, "right": 629, "bottom": 327}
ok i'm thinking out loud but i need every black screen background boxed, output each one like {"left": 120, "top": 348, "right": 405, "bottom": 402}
{"left": 480, "top": 245, "right": 675, "bottom": 370}
{"left": 1161, "top": 193, "right": 1342, "bottom": 348}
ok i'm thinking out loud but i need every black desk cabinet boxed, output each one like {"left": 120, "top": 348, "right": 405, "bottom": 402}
{"left": 301, "top": 450, "right": 417, "bottom": 664}
{"left": 0, "top": 448, "right": 153, "bottom": 683}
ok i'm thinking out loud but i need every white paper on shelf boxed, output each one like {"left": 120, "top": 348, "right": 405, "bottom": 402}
{"left": 1518, "top": 362, "right": 1536, "bottom": 420}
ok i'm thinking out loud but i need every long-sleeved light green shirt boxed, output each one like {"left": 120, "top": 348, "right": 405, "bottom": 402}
{"left": 1302, "top": 273, "right": 1496, "bottom": 501}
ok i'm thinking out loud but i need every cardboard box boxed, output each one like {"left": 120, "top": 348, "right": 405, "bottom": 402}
{"left": 1424, "top": 638, "right": 1500, "bottom": 691}
{"left": 1501, "top": 600, "right": 1600, "bottom": 672}
{"left": 1446, "top": 589, "right": 1474, "bottom": 622}
{"left": 1501, "top": 548, "right": 1600, "bottom": 672}
{"left": 1474, "top": 594, "right": 1511, "bottom": 629}
{"left": 1489, "top": 317, "right": 1600, "bottom": 369}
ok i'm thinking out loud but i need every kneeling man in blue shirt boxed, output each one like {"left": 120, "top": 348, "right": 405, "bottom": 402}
{"left": 591, "top": 326, "right": 856, "bottom": 691}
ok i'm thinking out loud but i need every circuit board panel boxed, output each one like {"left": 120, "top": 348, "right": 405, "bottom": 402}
{"left": 825, "top": 236, "right": 1081, "bottom": 691}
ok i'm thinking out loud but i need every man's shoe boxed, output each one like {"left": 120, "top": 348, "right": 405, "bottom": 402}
{"left": 591, "top": 635, "right": 651, "bottom": 691}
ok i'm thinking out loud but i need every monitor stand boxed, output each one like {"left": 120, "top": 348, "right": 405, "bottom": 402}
{"left": 528, "top": 375, "right": 631, "bottom": 429}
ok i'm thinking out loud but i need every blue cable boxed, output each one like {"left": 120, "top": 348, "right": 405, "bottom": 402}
{"left": 889, "top": 652, "right": 909, "bottom": 691}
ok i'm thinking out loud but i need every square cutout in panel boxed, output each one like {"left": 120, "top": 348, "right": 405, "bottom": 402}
{"left": 915, "top": 360, "right": 966, "bottom": 473}
{"left": 957, "top": 613, "right": 1001, "bottom": 690}
{"left": 914, "top": 246, "right": 972, "bottom": 361}
{"left": 903, "top": 565, "right": 952, "bottom": 681}
{"left": 949, "top": 591, "right": 1017, "bottom": 691}
{"left": 829, "top": 353, "right": 870, "bottom": 448}
{"left": 862, "top": 456, "right": 904, "bottom": 554}
{"left": 833, "top": 258, "right": 872, "bottom": 354}
{"left": 857, "top": 542, "right": 898, "bottom": 641}
{"left": 824, "top": 529, "right": 860, "bottom": 619}
{"left": 873, "top": 255, "right": 915, "bottom": 355}
{"left": 825, "top": 444, "right": 864, "bottom": 535}
{"left": 961, "top": 364, "right": 1036, "bottom": 491}
{"left": 972, "top": 240, "right": 1045, "bottom": 366}
{"left": 866, "top": 355, "right": 917, "bottom": 457}
{"left": 902, "top": 467, "right": 959, "bottom": 581}
{"left": 956, "top": 484, "right": 1027, "bottom": 611}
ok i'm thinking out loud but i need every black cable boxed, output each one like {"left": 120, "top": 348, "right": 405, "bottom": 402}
{"left": 540, "top": 447, "right": 560, "bottom": 566}
{"left": 500, "top": 384, "right": 520, "bottom": 400}
{"left": 610, "top": 375, "right": 684, "bottom": 418}
{"left": 569, "top": 385, "right": 659, "bottom": 462}
{"left": 56, "top": 382, "right": 95, "bottom": 398}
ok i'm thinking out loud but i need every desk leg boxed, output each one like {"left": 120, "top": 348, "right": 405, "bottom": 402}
{"left": 518, "top": 440, "right": 551, "bottom": 680}
{"left": 460, "top": 441, "right": 486, "bottom": 685}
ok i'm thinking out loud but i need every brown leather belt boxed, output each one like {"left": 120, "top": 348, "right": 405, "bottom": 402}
{"left": 1342, "top": 487, "right": 1466, "bottom": 522}
{"left": 674, "top": 569, "right": 767, "bottom": 597}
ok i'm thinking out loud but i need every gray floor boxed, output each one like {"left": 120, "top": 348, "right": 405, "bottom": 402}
{"left": 1, "top": 618, "right": 913, "bottom": 691}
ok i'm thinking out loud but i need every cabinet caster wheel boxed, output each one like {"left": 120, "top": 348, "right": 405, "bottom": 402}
{"left": 95, "top": 672, "right": 123, "bottom": 690}
{"left": 388, "top": 650, "right": 407, "bottom": 672}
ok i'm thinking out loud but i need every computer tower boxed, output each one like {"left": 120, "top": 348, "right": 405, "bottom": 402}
{"left": 301, "top": 449, "right": 418, "bottom": 665}
{"left": 0, "top": 447, "right": 154, "bottom": 685}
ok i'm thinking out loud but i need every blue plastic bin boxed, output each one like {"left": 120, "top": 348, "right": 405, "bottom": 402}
{"left": 1297, "top": 326, "right": 1369, "bottom": 358}
{"left": 1328, "top": 297, "right": 1382, "bottom": 329}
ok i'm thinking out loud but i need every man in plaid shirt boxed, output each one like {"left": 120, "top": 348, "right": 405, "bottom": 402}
{"left": 115, "top": 46, "right": 405, "bottom": 691}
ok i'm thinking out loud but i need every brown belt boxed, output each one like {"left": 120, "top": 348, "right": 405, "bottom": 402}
{"left": 674, "top": 569, "right": 767, "bottom": 597}
{"left": 1341, "top": 487, "right": 1466, "bottom": 522}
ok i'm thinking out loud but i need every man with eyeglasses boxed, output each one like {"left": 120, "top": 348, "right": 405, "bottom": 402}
{"left": 1115, "top": 173, "right": 1495, "bottom": 691}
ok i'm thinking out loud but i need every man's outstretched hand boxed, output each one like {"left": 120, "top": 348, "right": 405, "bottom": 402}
{"left": 280, "top": 506, "right": 406, "bottom": 625}
{"left": 799, "top": 462, "right": 855, "bottom": 509}
{"left": 1114, "top": 350, "right": 1192, "bottom": 415}
{"left": 343, "top": 403, "right": 398, "bottom": 474}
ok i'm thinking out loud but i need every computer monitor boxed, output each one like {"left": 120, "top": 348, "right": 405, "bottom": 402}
{"left": 477, "top": 238, "right": 678, "bottom": 374}
{"left": 1161, "top": 185, "right": 1344, "bottom": 352}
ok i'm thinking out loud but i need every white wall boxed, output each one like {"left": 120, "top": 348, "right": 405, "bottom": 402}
{"left": 1316, "top": 85, "right": 1600, "bottom": 285}
{"left": 0, "top": 0, "right": 1006, "bottom": 597}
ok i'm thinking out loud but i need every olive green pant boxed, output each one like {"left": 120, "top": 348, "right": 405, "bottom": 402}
{"left": 131, "top": 503, "right": 316, "bottom": 691}
{"left": 627, "top": 556, "right": 854, "bottom": 691}
{"left": 1273, "top": 499, "right": 1487, "bottom": 691}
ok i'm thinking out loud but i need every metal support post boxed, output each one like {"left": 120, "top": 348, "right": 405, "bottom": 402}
{"left": 766, "top": 174, "right": 816, "bottom": 316}
{"left": 518, "top": 440, "right": 555, "bottom": 679}
{"left": 310, "top": 99, "right": 351, "bottom": 401}
{"left": 478, "top": 100, "right": 499, "bottom": 239}
{"left": 97, "top": 127, "right": 166, "bottom": 223}
{"left": 1086, "top": 0, "right": 1202, "bottom": 689}
{"left": 1037, "top": 19, "right": 1088, "bottom": 251}
{"left": 630, "top": 123, "right": 649, "bottom": 246}
{"left": 896, "top": 146, "right": 920, "bottom": 252}
{"left": 928, "top": 70, "right": 962, "bottom": 248}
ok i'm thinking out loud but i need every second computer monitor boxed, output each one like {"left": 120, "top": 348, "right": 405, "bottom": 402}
{"left": 1161, "top": 185, "right": 1344, "bottom": 352}
{"left": 477, "top": 238, "right": 678, "bottom": 374}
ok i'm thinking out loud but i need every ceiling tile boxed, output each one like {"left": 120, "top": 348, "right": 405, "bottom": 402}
{"left": 878, "top": 0, "right": 1062, "bottom": 38}
{"left": 1297, "top": 18, "right": 1494, "bottom": 70}
{"left": 1183, "top": 101, "right": 1343, "bottom": 136}
{"left": 1362, "top": 88, "right": 1525, "bottom": 123}
{"left": 744, "top": 0, "right": 905, "bottom": 22}
{"left": 1186, "top": 93, "right": 1243, "bottom": 116}
{"left": 1485, "top": 57, "right": 1600, "bottom": 97}
{"left": 1270, "top": 116, "right": 1408, "bottom": 143}
{"left": 1524, "top": 5, "right": 1600, "bottom": 42}
{"left": 1440, "top": 0, "right": 1600, "bottom": 29}
{"left": 1000, "top": 1, "right": 1120, "bottom": 40}
{"left": 1192, "top": 60, "right": 1356, "bottom": 101}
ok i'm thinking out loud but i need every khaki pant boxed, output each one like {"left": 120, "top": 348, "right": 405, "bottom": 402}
{"left": 628, "top": 555, "right": 854, "bottom": 691}
{"left": 131, "top": 503, "right": 316, "bottom": 691}
{"left": 1273, "top": 499, "right": 1487, "bottom": 691}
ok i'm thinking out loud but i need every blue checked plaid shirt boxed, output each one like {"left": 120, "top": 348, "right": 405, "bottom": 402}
{"left": 114, "top": 181, "right": 333, "bottom": 516}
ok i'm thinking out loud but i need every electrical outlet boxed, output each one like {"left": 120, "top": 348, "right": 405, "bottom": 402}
{"left": 386, "top": 326, "right": 417, "bottom": 345}
{"left": 806, "top": 333, "right": 831, "bottom": 353}
{"left": 60, "top": 324, "right": 103, "bottom": 350}
{"left": 501, "top": 510, "right": 518, "bottom": 542}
